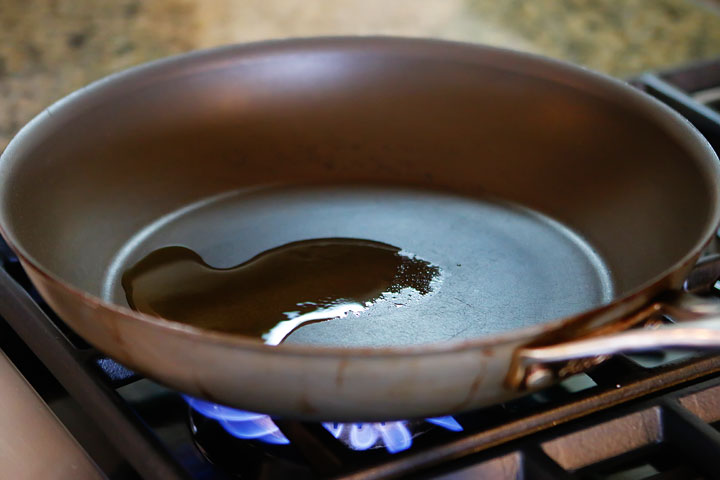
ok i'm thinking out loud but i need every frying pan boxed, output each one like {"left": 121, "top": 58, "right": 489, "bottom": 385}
{"left": 2, "top": 37, "right": 720, "bottom": 421}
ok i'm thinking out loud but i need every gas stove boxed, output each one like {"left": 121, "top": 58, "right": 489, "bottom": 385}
{"left": 3, "top": 60, "right": 720, "bottom": 479}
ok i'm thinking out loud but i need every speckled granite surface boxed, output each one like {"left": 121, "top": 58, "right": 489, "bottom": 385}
{"left": 2, "top": 0, "right": 720, "bottom": 150}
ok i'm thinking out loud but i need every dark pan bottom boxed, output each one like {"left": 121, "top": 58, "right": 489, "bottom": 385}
{"left": 103, "top": 185, "right": 614, "bottom": 347}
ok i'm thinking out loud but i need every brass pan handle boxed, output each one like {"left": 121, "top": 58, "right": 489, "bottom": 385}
{"left": 510, "top": 255, "right": 720, "bottom": 390}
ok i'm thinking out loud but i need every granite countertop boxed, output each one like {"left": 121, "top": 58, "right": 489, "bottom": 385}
{"left": 2, "top": 0, "right": 720, "bottom": 150}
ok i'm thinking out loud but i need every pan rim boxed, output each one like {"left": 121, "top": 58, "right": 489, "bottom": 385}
{"left": 1, "top": 36, "right": 719, "bottom": 358}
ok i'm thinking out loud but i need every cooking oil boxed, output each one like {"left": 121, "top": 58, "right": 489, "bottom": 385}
{"left": 122, "top": 238, "right": 441, "bottom": 345}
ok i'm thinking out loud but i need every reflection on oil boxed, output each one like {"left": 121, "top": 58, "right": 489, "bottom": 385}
{"left": 122, "top": 238, "right": 441, "bottom": 345}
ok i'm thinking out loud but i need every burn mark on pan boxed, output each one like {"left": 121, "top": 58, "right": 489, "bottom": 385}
{"left": 451, "top": 359, "right": 487, "bottom": 412}
{"left": 106, "top": 320, "right": 126, "bottom": 348}
{"left": 335, "top": 358, "right": 350, "bottom": 387}
{"left": 196, "top": 383, "right": 222, "bottom": 404}
{"left": 298, "top": 393, "right": 319, "bottom": 415}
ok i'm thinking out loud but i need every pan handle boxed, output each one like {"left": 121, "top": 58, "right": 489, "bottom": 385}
{"left": 508, "top": 255, "right": 720, "bottom": 390}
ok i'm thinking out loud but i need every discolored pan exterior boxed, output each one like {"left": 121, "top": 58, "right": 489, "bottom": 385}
{"left": 0, "top": 38, "right": 718, "bottom": 420}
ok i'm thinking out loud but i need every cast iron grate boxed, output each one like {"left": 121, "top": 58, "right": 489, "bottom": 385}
{"left": 420, "top": 382, "right": 720, "bottom": 480}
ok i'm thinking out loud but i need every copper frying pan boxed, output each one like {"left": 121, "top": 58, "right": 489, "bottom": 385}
{"left": 1, "top": 37, "right": 720, "bottom": 421}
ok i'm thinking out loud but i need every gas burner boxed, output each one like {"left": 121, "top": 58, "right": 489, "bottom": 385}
{"left": 187, "top": 402, "right": 306, "bottom": 479}
{"left": 185, "top": 396, "right": 463, "bottom": 454}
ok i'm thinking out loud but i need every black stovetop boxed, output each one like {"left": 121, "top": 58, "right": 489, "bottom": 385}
{"left": 2, "top": 60, "right": 720, "bottom": 480}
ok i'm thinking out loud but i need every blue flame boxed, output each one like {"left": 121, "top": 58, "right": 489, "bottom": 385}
{"left": 184, "top": 396, "right": 289, "bottom": 445}
{"left": 425, "top": 416, "right": 463, "bottom": 432}
{"left": 350, "top": 423, "right": 379, "bottom": 450}
{"left": 321, "top": 417, "right": 463, "bottom": 453}
{"left": 376, "top": 422, "right": 412, "bottom": 453}
{"left": 184, "top": 396, "right": 265, "bottom": 421}
{"left": 185, "top": 396, "right": 462, "bottom": 453}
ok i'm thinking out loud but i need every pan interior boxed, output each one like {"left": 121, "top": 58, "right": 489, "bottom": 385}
{"left": 103, "top": 184, "right": 613, "bottom": 347}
